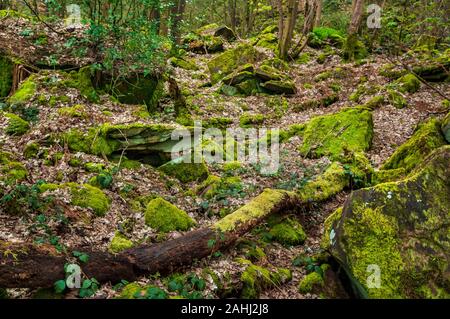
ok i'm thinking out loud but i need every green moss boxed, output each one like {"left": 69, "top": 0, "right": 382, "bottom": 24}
{"left": 372, "top": 168, "right": 406, "bottom": 185}
{"left": 145, "top": 197, "right": 196, "bottom": 233}
{"left": 23, "top": 142, "right": 39, "bottom": 159}
{"left": 395, "top": 74, "right": 421, "bottom": 93}
{"left": 0, "top": 56, "right": 13, "bottom": 99}
{"left": 268, "top": 217, "right": 306, "bottom": 246}
{"left": 223, "top": 161, "right": 242, "bottom": 172}
{"left": 169, "top": 57, "right": 198, "bottom": 71}
{"left": 240, "top": 261, "right": 292, "bottom": 298}
{"left": 207, "top": 44, "right": 261, "bottom": 84}
{"left": 298, "top": 271, "right": 324, "bottom": 294}
{"left": 214, "top": 189, "right": 290, "bottom": 232}
{"left": 109, "top": 231, "right": 133, "bottom": 253}
{"left": 203, "top": 117, "right": 233, "bottom": 130}
{"left": 379, "top": 64, "right": 407, "bottom": 79}
{"left": 308, "top": 27, "right": 344, "bottom": 48}
{"left": 0, "top": 151, "right": 27, "bottom": 185}
{"left": 343, "top": 34, "right": 368, "bottom": 61}
{"left": 381, "top": 118, "right": 446, "bottom": 173}
{"left": 388, "top": 89, "right": 408, "bottom": 109}
{"left": 441, "top": 111, "right": 450, "bottom": 143}
{"left": 65, "top": 67, "right": 99, "bottom": 103}
{"left": 300, "top": 107, "right": 374, "bottom": 161}
{"left": 4, "top": 112, "right": 30, "bottom": 135}
{"left": 40, "top": 183, "right": 111, "bottom": 216}
{"left": 195, "top": 175, "right": 242, "bottom": 199}
{"left": 8, "top": 75, "right": 36, "bottom": 104}
{"left": 321, "top": 208, "right": 343, "bottom": 250}
{"left": 239, "top": 113, "right": 266, "bottom": 128}
{"left": 118, "top": 283, "right": 144, "bottom": 299}
{"left": 343, "top": 206, "right": 404, "bottom": 298}
{"left": 235, "top": 79, "right": 261, "bottom": 96}
{"left": 158, "top": 153, "right": 209, "bottom": 183}
{"left": 69, "top": 183, "right": 111, "bottom": 216}
{"left": 331, "top": 146, "right": 450, "bottom": 298}
{"left": 299, "top": 162, "right": 349, "bottom": 202}
{"left": 58, "top": 104, "right": 87, "bottom": 118}
{"left": 84, "top": 162, "right": 105, "bottom": 173}
{"left": 364, "top": 96, "right": 385, "bottom": 110}
{"left": 296, "top": 53, "right": 311, "bottom": 64}
{"left": 260, "top": 80, "right": 297, "bottom": 95}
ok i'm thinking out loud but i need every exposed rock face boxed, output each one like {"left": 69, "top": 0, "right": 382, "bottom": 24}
{"left": 328, "top": 146, "right": 450, "bottom": 299}
{"left": 213, "top": 26, "right": 236, "bottom": 41}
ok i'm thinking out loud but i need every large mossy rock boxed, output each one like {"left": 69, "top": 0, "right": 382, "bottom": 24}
{"left": 158, "top": 152, "right": 209, "bottom": 183}
{"left": 300, "top": 107, "right": 374, "bottom": 161}
{"left": 64, "top": 123, "right": 192, "bottom": 163}
{"left": 328, "top": 146, "right": 450, "bottom": 298}
{"left": 207, "top": 44, "right": 262, "bottom": 84}
{"left": 7, "top": 74, "right": 37, "bottom": 105}
{"left": 144, "top": 197, "right": 196, "bottom": 233}
{"left": 40, "top": 183, "right": 111, "bottom": 216}
{"left": 260, "top": 80, "right": 297, "bottom": 95}
{"left": 381, "top": 118, "right": 446, "bottom": 173}
{"left": 0, "top": 55, "right": 13, "bottom": 99}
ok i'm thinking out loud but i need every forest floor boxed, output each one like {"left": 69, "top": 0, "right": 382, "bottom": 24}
{"left": 1, "top": 16, "right": 449, "bottom": 299}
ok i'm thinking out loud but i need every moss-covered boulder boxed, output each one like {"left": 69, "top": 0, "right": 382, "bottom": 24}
{"left": 441, "top": 112, "right": 450, "bottom": 143}
{"left": 268, "top": 216, "right": 306, "bottom": 246}
{"left": 254, "top": 32, "right": 278, "bottom": 51}
{"left": 207, "top": 44, "right": 262, "bottom": 84}
{"left": 328, "top": 146, "right": 450, "bottom": 298}
{"left": 169, "top": 57, "right": 199, "bottom": 71}
{"left": 7, "top": 75, "right": 36, "bottom": 104}
{"left": 300, "top": 107, "right": 374, "bottom": 161}
{"left": 0, "top": 55, "right": 13, "bottom": 99}
{"left": 158, "top": 152, "right": 209, "bottom": 183}
{"left": 109, "top": 231, "right": 134, "bottom": 253}
{"left": 239, "top": 259, "right": 292, "bottom": 299}
{"left": 255, "top": 65, "right": 284, "bottom": 82}
{"left": 64, "top": 67, "right": 99, "bottom": 103}
{"left": 40, "top": 183, "right": 111, "bottom": 216}
{"left": 260, "top": 80, "right": 297, "bottom": 95}
{"left": 64, "top": 123, "right": 187, "bottom": 164}
{"left": 213, "top": 26, "right": 236, "bottom": 41}
{"left": 144, "top": 197, "right": 196, "bottom": 232}
{"left": 395, "top": 73, "right": 421, "bottom": 94}
{"left": 381, "top": 118, "right": 446, "bottom": 173}
{"left": 2, "top": 112, "right": 30, "bottom": 135}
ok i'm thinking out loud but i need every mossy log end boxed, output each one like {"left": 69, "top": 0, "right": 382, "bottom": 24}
{"left": 0, "top": 190, "right": 302, "bottom": 289}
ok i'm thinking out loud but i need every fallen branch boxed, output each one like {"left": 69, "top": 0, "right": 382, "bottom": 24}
{"left": 0, "top": 189, "right": 302, "bottom": 289}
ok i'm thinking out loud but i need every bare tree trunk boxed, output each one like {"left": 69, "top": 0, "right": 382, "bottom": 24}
{"left": 344, "top": 0, "right": 366, "bottom": 60}
{"left": 278, "top": 0, "right": 300, "bottom": 61}
{"left": 314, "top": 0, "right": 322, "bottom": 27}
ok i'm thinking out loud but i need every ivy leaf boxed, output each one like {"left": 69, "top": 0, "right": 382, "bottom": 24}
{"left": 82, "top": 279, "right": 92, "bottom": 289}
{"left": 54, "top": 280, "right": 66, "bottom": 294}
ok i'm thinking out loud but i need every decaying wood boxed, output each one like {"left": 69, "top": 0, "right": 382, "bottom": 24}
{"left": 0, "top": 189, "right": 302, "bottom": 289}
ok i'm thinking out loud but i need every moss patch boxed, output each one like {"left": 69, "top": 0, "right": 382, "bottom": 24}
{"left": 145, "top": 197, "right": 196, "bottom": 232}
{"left": 381, "top": 118, "right": 446, "bottom": 173}
{"left": 300, "top": 107, "right": 374, "bottom": 162}
{"left": 8, "top": 75, "right": 36, "bottom": 104}
{"left": 109, "top": 231, "right": 133, "bottom": 253}
{"left": 268, "top": 217, "right": 306, "bottom": 246}
{"left": 3, "top": 112, "right": 30, "bottom": 135}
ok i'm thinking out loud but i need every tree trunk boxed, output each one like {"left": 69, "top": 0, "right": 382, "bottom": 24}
{"left": 278, "top": 0, "right": 299, "bottom": 61}
{"left": 349, "top": 0, "right": 365, "bottom": 35}
{"left": 314, "top": 0, "right": 322, "bottom": 27}
{"left": 0, "top": 190, "right": 302, "bottom": 289}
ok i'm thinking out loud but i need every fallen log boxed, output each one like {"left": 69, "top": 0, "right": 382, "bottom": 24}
{"left": 0, "top": 189, "right": 302, "bottom": 289}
